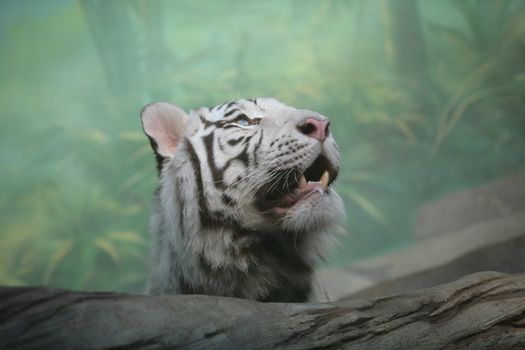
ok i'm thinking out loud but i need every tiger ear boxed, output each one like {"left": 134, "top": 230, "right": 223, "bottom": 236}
{"left": 140, "top": 102, "right": 189, "bottom": 158}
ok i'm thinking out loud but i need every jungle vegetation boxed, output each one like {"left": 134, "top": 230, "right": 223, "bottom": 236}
{"left": 0, "top": 0, "right": 524, "bottom": 293}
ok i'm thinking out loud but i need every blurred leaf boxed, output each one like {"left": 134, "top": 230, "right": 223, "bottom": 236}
{"left": 95, "top": 239, "right": 121, "bottom": 264}
{"left": 118, "top": 131, "right": 145, "bottom": 142}
{"left": 79, "top": 268, "right": 95, "bottom": 288}
{"left": 0, "top": 277, "right": 26, "bottom": 286}
{"left": 428, "top": 23, "right": 474, "bottom": 52}
{"left": 43, "top": 240, "right": 73, "bottom": 284}
{"left": 83, "top": 129, "right": 109, "bottom": 144}
{"left": 340, "top": 188, "right": 387, "bottom": 224}
{"left": 118, "top": 205, "right": 141, "bottom": 215}
{"left": 109, "top": 230, "right": 144, "bottom": 244}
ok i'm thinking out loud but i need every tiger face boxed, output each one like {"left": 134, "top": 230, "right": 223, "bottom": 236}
{"left": 142, "top": 98, "right": 344, "bottom": 301}
{"left": 142, "top": 98, "right": 344, "bottom": 235}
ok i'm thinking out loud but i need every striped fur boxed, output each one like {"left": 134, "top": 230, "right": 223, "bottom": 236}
{"left": 142, "top": 98, "right": 344, "bottom": 302}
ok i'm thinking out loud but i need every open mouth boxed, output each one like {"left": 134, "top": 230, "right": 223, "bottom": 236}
{"left": 258, "top": 154, "right": 338, "bottom": 211}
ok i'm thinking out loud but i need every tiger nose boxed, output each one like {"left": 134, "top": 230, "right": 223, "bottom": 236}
{"left": 298, "top": 118, "right": 330, "bottom": 142}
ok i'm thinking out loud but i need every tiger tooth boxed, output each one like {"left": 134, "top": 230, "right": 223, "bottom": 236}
{"left": 299, "top": 173, "right": 307, "bottom": 189}
{"left": 319, "top": 171, "right": 329, "bottom": 188}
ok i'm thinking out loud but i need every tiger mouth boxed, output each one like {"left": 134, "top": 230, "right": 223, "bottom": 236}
{"left": 258, "top": 154, "right": 338, "bottom": 211}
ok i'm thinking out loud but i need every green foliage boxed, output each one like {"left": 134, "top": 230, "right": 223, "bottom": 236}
{"left": 429, "top": 0, "right": 525, "bottom": 152}
{"left": 0, "top": 0, "right": 523, "bottom": 292}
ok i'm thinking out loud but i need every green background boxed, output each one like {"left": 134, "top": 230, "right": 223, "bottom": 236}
{"left": 1, "top": 0, "right": 524, "bottom": 293}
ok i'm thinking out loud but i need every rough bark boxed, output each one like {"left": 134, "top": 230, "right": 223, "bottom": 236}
{"left": 1, "top": 271, "right": 524, "bottom": 350}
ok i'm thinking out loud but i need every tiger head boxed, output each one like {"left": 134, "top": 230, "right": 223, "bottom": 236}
{"left": 141, "top": 98, "right": 344, "bottom": 236}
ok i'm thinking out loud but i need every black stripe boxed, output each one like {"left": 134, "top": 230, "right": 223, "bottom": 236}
{"left": 234, "top": 148, "right": 249, "bottom": 167}
{"left": 222, "top": 193, "right": 237, "bottom": 206}
{"left": 240, "top": 233, "right": 313, "bottom": 302}
{"left": 252, "top": 129, "right": 264, "bottom": 164}
{"left": 222, "top": 124, "right": 240, "bottom": 129}
{"left": 202, "top": 129, "right": 256, "bottom": 190}
{"left": 212, "top": 102, "right": 227, "bottom": 111}
{"left": 202, "top": 131, "right": 226, "bottom": 190}
{"left": 224, "top": 108, "right": 239, "bottom": 117}
{"left": 233, "top": 134, "right": 254, "bottom": 167}
{"left": 175, "top": 176, "right": 185, "bottom": 237}
{"left": 167, "top": 238, "right": 179, "bottom": 291}
{"left": 227, "top": 136, "right": 245, "bottom": 146}
{"left": 153, "top": 185, "right": 161, "bottom": 197}
{"left": 201, "top": 112, "right": 260, "bottom": 129}
{"left": 185, "top": 139, "right": 210, "bottom": 222}
{"left": 242, "top": 133, "right": 254, "bottom": 145}
{"left": 199, "top": 115, "right": 214, "bottom": 128}
{"left": 145, "top": 135, "right": 166, "bottom": 176}
{"left": 198, "top": 210, "right": 242, "bottom": 231}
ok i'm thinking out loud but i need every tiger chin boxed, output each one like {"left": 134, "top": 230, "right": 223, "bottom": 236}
{"left": 141, "top": 97, "right": 345, "bottom": 302}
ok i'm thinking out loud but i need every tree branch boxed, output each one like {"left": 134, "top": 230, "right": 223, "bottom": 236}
{"left": 1, "top": 271, "right": 524, "bottom": 349}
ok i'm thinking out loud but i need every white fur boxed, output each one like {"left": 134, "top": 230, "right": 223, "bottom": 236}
{"left": 144, "top": 98, "right": 345, "bottom": 302}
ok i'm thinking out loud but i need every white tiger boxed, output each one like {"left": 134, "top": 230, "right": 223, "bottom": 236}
{"left": 141, "top": 97, "right": 344, "bottom": 302}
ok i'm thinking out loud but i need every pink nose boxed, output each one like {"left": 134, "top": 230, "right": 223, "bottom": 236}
{"left": 299, "top": 118, "right": 330, "bottom": 142}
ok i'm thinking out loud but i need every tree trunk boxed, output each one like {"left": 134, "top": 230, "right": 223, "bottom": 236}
{"left": 1, "top": 271, "right": 524, "bottom": 349}
{"left": 381, "top": 0, "right": 428, "bottom": 86}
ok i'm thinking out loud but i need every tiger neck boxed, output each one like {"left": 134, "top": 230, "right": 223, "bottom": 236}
{"left": 196, "top": 214, "right": 313, "bottom": 271}
{"left": 157, "top": 147, "right": 317, "bottom": 301}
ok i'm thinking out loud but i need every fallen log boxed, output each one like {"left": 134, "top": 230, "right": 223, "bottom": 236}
{"left": 1, "top": 271, "right": 524, "bottom": 350}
